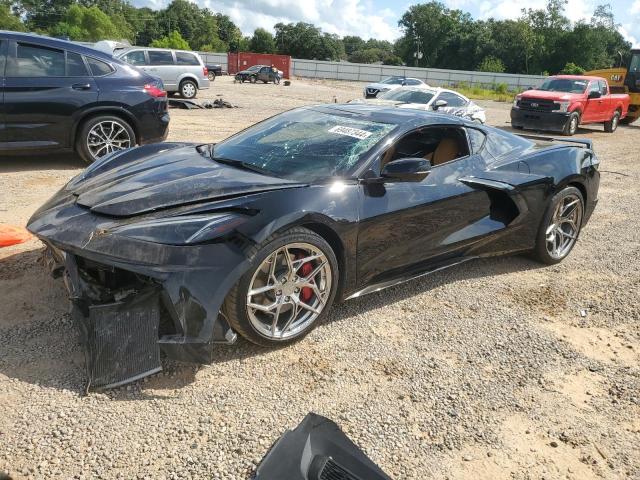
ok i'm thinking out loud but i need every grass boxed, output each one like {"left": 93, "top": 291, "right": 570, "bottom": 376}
{"left": 449, "top": 82, "right": 517, "bottom": 102}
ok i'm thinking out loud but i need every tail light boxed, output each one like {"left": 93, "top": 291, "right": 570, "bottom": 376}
{"left": 143, "top": 83, "right": 167, "bottom": 98}
{"left": 203, "top": 66, "right": 208, "bottom": 78}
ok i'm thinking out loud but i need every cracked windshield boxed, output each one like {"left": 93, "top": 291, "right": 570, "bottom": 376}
{"left": 212, "top": 109, "right": 395, "bottom": 181}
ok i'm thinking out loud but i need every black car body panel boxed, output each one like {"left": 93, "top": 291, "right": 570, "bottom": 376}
{"left": 0, "top": 31, "right": 169, "bottom": 156}
{"left": 510, "top": 107, "right": 570, "bottom": 132}
{"left": 27, "top": 105, "right": 600, "bottom": 389}
{"left": 253, "top": 413, "right": 392, "bottom": 480}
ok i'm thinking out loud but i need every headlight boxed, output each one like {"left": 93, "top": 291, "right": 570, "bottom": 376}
{"left": 556, "top": 101, "right": 570, "bottom": 112}
{"left": 513, "top": 95, "right": 521, "bottom": 107}
{"left": 110, "top": 213, "right": 247, "bottom": 245}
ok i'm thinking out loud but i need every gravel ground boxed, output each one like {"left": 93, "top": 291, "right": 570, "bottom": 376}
{"left": 0, "top": 76, "right": 638, "bottom": 480}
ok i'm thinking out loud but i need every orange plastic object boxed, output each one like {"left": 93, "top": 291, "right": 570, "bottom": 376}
{"left": 0, "top": 224, "right": 32, "bottom": 247}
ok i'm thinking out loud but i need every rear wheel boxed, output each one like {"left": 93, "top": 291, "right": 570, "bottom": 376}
{"left": 532, "top": 186, "right": 584, "bottom": 265}
{"left": 76, "top": 115, "right": 135, "bottom": 164}
{"left": 604, "top": 110, "right": 620, "bottom": 132}
{"left": 207, "top": 71, "right": 216, "bottom": 82}
{"left": 563, "top": 112, "right": 580, "bottom": 136}
{"left": 224, "top": 227, "right": 339, "bottom": 347}
{"left": 179, "top": 79, "right": 198, "bottom": 99}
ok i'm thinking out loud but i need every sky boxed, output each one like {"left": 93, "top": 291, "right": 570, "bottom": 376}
{"left": 132, "top": 0, "right": 640, "bottom": 48}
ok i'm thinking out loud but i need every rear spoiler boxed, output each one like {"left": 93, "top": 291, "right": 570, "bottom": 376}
{"left": 516, "top": 133, "right": 593, "bottom": 150}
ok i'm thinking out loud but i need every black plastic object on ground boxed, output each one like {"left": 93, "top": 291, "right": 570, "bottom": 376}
{"left": 253, "top": 413, "right": 392, "bottom": 480}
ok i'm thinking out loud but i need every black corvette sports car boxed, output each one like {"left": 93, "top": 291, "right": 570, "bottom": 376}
{"left": 27, "top": 104, "right": 600, "bottom": 389}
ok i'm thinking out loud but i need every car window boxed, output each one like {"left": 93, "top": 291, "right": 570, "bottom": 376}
{"left": 485, "top": 128, "right": 531, "bottom": 159}
{"left": 175, "top": 52, "right": 199, "bottom": 66}
{"left": 123, "top": 50, "right": 146, "bottom": 66}
{"left": 260, "top": 67, "right": 270, "bottom": 73}
{"left": 86, "top": 57, "right": 114, "bottom": 76}
{"left": 380, "top": 77, "right": 404, "bottom": 85}
{"left": 0, "top": 40, "right": 5, "bottom": 76}
{"left": 405, "top": 79, "right": 422, "bottom": 86}
{"left": 8, "top": 43, "right": 65, "bottom": 77}
{"left": 598, "top": 80, "right": 608, "bottom": 95}
{"left": 588, "top": 81, "right": 600, "bottom": 96}
{"left": 380, "top": 89, "right": 435, "bottom": 104}
{"left": 383, "top": 126, "right": 470, "bottom": 168}
{"left": 438, "top": 92, "right": 467, "bottom": 107}
{"left": 148, "top": 50, "right": 174, "bottom": 66}
{"left": 66, "top": 52, "right": 88, "bottom": 76}
{"left": 539, "top": 78, "right": 588, "bottom": 93}
{"left": 466, "top": 128, "right": 486, "bottom": 153}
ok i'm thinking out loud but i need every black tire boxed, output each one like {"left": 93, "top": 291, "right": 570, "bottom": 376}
{"left": 604, "top": 110, "right": 620, "bottom": 133}
{"left": 207, "top": 71, "right": 216, "bottom": 82}
{"left": 75, "top": 115, "right": 136, "bottom": 164}
{"left": 511, "top": 124, "right": 524, "bottom": 130}
{"left": 179, "top": 79, "right": 198, "bottom": 99}
{"left": 250, "top": 75, "right": 257, "bottom": 84}
{"left": 532, "top": 186, "right": 584, "bottom": 265}
{"left": 562, "top": 112, "right": 580, "bottom": 136}
{"left": 224, "top": 227, "right": 339, "bottom": 347}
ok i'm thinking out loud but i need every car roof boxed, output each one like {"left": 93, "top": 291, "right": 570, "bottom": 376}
{"left": 0, "top": 30, "right": 115, "bottom": 61}
{"left": 310, "top": 103, "right": 463, "bottom": 127}
{"left": 385, "top": 86, "right": 470, "bottom": 100}
{"left": 551, "top": 75, "right": 601, "bottom": 81}
{"left": 119, "top": 47, "right": 200, "bottom": 55}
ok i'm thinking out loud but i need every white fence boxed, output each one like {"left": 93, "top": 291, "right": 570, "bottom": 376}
{"left": 200, "top": 51, "right": 547, "bottom": 90}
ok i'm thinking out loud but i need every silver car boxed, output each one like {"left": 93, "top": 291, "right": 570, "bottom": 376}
{"left": 117, "top": 47, "right": 210, "bottom": 99}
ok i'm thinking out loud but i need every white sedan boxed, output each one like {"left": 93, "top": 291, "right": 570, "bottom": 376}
{"left": 363, "top": 76, "right": 427, "bottom": 98}
{"left": 352, "top": 86, "right": 486, "bottom": 124}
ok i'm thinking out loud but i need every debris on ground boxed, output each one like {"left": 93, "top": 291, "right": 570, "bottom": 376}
{"left": 168, "top": 98, "right": 236, "bottom": 110}
{"left": 0, "top": 224, "right": 31, "bottom": 248}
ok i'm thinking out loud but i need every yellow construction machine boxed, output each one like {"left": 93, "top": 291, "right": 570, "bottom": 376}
{"left": 586, "top": 49, "right": 640, "bottom": 124}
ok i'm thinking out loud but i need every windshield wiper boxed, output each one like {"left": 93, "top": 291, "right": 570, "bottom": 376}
{"left": 211, "top": 156, "right": 275, "bottom": 177}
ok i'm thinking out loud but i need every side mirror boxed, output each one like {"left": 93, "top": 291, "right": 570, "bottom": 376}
{"left": 381, "top": 158, "right": 431, "bottom": 182}
{"left": 588, "top": 90, "right": 601, "bottom": 99}
{"left": 433, "top": 99, "right": 448, "bottom": 110}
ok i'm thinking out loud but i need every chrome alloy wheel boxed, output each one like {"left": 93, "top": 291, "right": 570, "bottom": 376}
{"left": 246, "top": 243, "right": 332, "bottom": 340}
{"left": 545, "top": 193, "right": 583, "bottom": 260}
{"left": 87, "top": 120, "right": 132, "bottom": 159}
{"left": 569, "top": 115, "right": 578, "bottom": 134}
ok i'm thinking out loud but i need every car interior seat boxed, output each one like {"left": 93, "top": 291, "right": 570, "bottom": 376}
{"left": 424, "top": 137, "right": 460, "bottom": 166}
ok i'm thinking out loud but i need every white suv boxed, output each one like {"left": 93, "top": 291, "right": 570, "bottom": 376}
{"left": 117, "top": 48, "right": 210, "bottom": 99}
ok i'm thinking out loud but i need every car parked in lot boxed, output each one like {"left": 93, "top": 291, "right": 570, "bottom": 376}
{"left": 511, "top": 75, "right": 630, "bottom": 135}
{"left": 0, "top": 31, "right": 169, "bottom": 164}
{"left": 363, "top": 76, "right": 427, "bottom": 98}
{"left": 352, "top": 86, "right": 486, "bottom": 123}
{"left": 235, "top": 64, "right": 283, "bottom": 83}
{"left": 28, "top": 104, "right": 600, "bottom": 388}
{"left": 205, "top": 63, "right": 223, "bottom": 81}
{"left": 117, "top": 47, "right": 210, "bottom": 99}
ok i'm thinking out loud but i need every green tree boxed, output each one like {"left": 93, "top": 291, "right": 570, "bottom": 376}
{"left": 51, "top": 4, "right": 130, "bottom": 42}
{"left": 156, "top": 0, "right": 221, "bottom": 50}
{"left": 343, "top": 35, "right": 365, "bottom": 56}
{"left": 215, "top": 13, "right": 243, "bottom": 51}
{"left": 559, "top": 62, "right": 585, "bottom": 74}
{"left": 274, "top": 22, "right": 344, "bottom": 60}
{"left": 150, "top": 30, "right": 190, "bottom": 50}
{"left": 0, "top": 2, "right": 26, "bottom": 31}
{"left": 349, "top": 48, "right": 383, "bottom": 63}
{"left": 249, "top": 28, "right": 276, "bottom": 53}
{"left": 17, "top": 0, "right": 75, "bottom": 33}
{"left": 477, "top": 55, "right": 505, "bottom": 73}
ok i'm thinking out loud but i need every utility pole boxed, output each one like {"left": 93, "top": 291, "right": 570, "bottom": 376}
{"left": 413, "top": 35, "right": 423, "bottom": 67}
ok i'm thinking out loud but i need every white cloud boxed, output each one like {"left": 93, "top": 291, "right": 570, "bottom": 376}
{"left": 632, "top": 0, "right": 640, "bottom": 14}
{"left": 619, "top": 24, "right": 640, "bottom": 48}
{"left": 138, "top": 0, "right": 401, "bottom": 41}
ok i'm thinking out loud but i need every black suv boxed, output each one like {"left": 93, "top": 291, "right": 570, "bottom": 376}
{"left": 0, "top": 31, "right": 170, "bottom": 163}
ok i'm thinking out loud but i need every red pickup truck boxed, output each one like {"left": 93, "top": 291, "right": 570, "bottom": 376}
{"left": 511, "top": 75, "right": 630, "bottom": 135}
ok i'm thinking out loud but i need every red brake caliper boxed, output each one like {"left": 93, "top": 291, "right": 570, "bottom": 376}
{"left": 296, "top": 254, "right": 314, "bottom": 302}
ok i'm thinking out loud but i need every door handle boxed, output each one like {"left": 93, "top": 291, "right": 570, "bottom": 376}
{"left": 72, "top": 83, "right": 91, "bottom": 90}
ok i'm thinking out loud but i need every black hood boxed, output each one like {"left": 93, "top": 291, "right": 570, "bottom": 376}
{"left": 65, "top": 143, "right": 304, "bottom": 217}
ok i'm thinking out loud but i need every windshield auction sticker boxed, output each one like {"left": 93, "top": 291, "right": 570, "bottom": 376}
{"left": 328, "top": 125, "right": 372, "bottom": 140}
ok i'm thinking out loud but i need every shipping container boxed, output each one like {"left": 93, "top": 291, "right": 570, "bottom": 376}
{"left": 228, "top": 52, "right": 291, "bottom": 79}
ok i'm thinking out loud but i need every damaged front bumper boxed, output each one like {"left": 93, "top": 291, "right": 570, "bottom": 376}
{"left": 41, "top": 235, "right": 241, "bottom": 390}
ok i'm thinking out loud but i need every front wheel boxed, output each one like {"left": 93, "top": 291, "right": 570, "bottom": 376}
{"left": 604, "top": 110, "right": 620, "bottom": 132}
{"left": 562, "top": 112, "right": 580, "bottom": 136}
{"left": 180, "top": 79, "right": 198, "bottom": 99}
{"left": 76, "top": 115, "right": 135, "bottom": 164}
{"left": 532, "top": 186, "right": 584, "bottom": 265}
{"left": 224, "top": 227, "right": 339, "bottom": 347}
{"left": 250, "top": 75, "right": 257, "bottom": 84}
